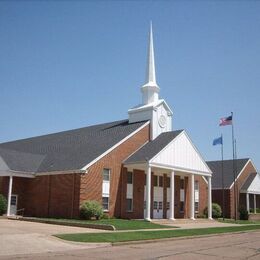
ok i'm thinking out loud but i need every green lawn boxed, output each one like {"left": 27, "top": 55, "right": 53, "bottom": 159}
{"left": 55, "top": 225, "right": 260, "bottom": 243}
{"left": 29, "top": 218, "right": 173, "bottom": 230}
{"left": 218, "top": 219, "right": 260, "bottom": 225}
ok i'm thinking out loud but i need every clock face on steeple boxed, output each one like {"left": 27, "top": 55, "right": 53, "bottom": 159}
{"left": 158, "top": 114, "right": 166, "bottom": 128}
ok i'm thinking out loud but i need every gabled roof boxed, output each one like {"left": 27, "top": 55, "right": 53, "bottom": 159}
{"left": 125, "top": 130, "right": 211, "bottom": 175}
{"left": 125, "top": 130, "right": 183, "bottom": 164}
{"left": 241, "top": 172, "right": 260, "bottom": 194}
{"left": 0, "top": 119, "right": 148, "bottom": 174}
{"left": 241, "top": 173, "right": 257, "bottom": 191}
{"left": 207, "top": 158, "right": 251, "bottom": 189}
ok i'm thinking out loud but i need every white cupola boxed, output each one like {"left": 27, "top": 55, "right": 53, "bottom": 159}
{"left": 128, "top": 23, "right": 173, "bottom": 140}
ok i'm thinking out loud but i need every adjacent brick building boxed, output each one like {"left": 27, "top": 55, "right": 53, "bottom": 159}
{"left": 208, "top": 158, "right": 260, "bottom": 219}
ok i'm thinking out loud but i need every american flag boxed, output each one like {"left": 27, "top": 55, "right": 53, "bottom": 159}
{"left": 219, "top": 115, "right": 232, "bottom": 126}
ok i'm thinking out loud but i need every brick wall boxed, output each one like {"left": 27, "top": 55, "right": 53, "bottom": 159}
{"left": 1, "top": 174, "right": 80, "bottom": 218}
{"left": 79, "top": 124, "right": 150, "bottom": 218}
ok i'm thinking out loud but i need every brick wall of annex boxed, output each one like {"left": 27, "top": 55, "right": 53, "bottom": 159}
{"left": 79, "top": 124, "right": 150, "bottom": 218}
{"left": 0, "top": 174, "right": 81, "bottom": 218}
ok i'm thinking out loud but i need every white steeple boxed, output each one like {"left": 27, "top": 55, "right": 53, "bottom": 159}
{"left": 128, "top": 23, "right": 173, "bottom": 140}
{"left": 141, "top": 22, "right": 160, "bottom": 105}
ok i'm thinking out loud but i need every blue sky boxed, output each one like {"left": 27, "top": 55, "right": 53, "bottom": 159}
{"left": 1, "top": 1, "right": 260, "bottom": 169}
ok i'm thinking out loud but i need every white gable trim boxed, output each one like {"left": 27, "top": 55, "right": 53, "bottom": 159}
{"left": 81, "top": 121, "right": 150, "bottom": 171}
{"left": 0, "top": 170, "right": 35, "bottom": 178}
{"left": 229, "top": 159, "right": 251, "bottom": 189}
{"left": 149, "top": 131, "right": 212, "bottom": 174}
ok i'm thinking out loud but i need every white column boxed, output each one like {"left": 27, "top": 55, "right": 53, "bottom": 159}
{"left": 254, "top": 194, "right": 256, "bottom": 214}
{"left": 145, "top": 164, "right": 151, "bottom": 221}
{"left": 208, "top": 176, "right": 212, "bottom": 220}
{"left": 190, "top": 174, "right": 195, "bottom": 220}
{"left": 7, "top": 175, "right": 13, "bottom": 217}
{"left": 246, "top": 193, "right": 250, "bottom": 212}
{"left": 169, "top": 171, "right": 175, "bottom": 220}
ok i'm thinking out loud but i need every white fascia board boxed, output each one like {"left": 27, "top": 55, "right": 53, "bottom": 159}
{"left": 149, "top": 162, "right": 212, "bottom": 176}
{"left": 182, "top": 131, "right": 213, "bottom": 174}
{"left": 0, "top": 170, "right": 35, "bottom": 178}
{"left": 36, "top": 169, "right": 86, "bottom": 176}
{"left": 156, "top": 100, "right": 173, "bottom": 115}
{"left": 149, "top": 130, "right": 184, "bottom": 163}
{"left": 81, "top": 121, "right": 150, "bottom": 171}
{"left": 229, "top": 159, "right": 251, "bottom": 189}
{"left": 149, "top": 130, "right": 212, "bottom": 175}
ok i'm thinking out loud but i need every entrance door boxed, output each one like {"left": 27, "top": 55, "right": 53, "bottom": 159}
{"left": 10, "top": 195, "right": 18, "bottom": 215}
{"left": 153, "top": 186, "right": 163, "bottom": 219}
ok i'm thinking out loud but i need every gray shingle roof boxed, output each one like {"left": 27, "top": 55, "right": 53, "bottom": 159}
{"left": 207, "top": 158, "right": 251, "bottom": 189}
{"left": 241, "top": 172, "right": 257, "bottom": 191}
{"left": 0, "top": 119, "right": 147, "bottom": 173}
{"left": 124, "top": 130, "right": 183, "bottom": 164}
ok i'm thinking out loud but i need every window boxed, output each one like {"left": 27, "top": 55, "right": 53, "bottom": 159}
{"left": 195, "top": 180, "right": 199, "bottom": 213}
{"left": 126, "top": 198, "right": 133, "bottom": 212}
{"left": 102, "top": 168, "right": 110, "bottom": 211}
{"left": 195, "top": 180, "right": 199, "bottom": 191}
{"left": 103, "top": 168, "right": 110, "bottom": 181}
{"left": 153, "top": 201, "right": 158, "bottom": 209}
{"left": 166, "top": 177, "right": 170, "bottom": 188}
{"left": 166, "top": 202, "right": 170, "bottom": 210}
{"left": 180, "top": 178, "right": 185, "bottom": 189}
{"left": 180, "top": 201, "right": 184, "bottom": 212}
{"left": 127, "top": 172, "right": 133, "bottom": 184}
{"left": 195, "top": 202, "right": 199, "bottom": 212}
{"left": 154, "top": 175, "right": 158, "bottom": 186}
{"left": 159, "top": 176, "right": 163, "bottom": 187}
{"left": 102, "top": 197, "right": 109, "bottom": 211}
{"left": 126, "top": 171, "right": 133, "bottom": 212}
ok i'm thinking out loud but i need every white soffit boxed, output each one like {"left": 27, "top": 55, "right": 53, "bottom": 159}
{"left": 151, "top": 131, "right": 212, "bottom": 174}
{"left": 247, "top": 173, "right": 260, "bottom": 194}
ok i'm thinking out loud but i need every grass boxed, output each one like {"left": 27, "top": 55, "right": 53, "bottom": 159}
{"left": 55, "top": 225, "right": 260, "bottom": 243}
{"left": 218, "top": 219, "right": 260, "bottom": 225}
{"left": 29, "top": 218, "right": 173, "bottom": 230}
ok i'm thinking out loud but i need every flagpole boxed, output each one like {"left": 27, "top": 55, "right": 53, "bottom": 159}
{"left": 221, "top": 134, "right": 225, "bottom": 221}
{"left": 231, "top": 111, "right": 237, "bottom": 221}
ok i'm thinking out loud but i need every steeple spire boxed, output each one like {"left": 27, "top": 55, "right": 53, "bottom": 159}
{"left": 146, "top": 22, "right": 157, "bottom": 84}
{"left": 141, "top": 22, "right": 160, "bottom": 105}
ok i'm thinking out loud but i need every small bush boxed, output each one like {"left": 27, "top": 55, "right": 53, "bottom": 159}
{"left": 204, "top": 203, "right": 222, "bottom": 218}
{"left": 0, "top": 194, "right": 7, "bottom": 215}
{"left": 80, "top": 201, "right": 103, "bottom": 220}
{"left": 239, "top": 206, "right": 249, "bottom": 220}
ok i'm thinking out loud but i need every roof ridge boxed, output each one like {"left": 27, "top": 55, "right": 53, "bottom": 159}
{"left": 0, "top": 119, "right": 129, "bottom": 145}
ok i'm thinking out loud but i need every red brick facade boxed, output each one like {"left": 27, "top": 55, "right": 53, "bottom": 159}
{"left": 0, "top": 123, "right": 210, "bottom": 220}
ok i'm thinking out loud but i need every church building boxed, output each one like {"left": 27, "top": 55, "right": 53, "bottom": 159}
{"left": 0, "top": 25, "right": 213, "bottom": 220}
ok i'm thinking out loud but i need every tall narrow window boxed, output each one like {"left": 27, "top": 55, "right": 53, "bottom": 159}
{"left": 126, "top": 171, "right": 133, "bottom": 212}
{"left": 180, "top": 177, "right": 185, "bottom": 213}
{"left": 194, "top": 180, "right": 199, "bottom": 213}
{"left": 102, "top": 168, "right": 110, "bottom": 211}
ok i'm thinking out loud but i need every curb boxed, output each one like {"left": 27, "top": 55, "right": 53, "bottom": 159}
{"left": 112, "top": 229, "right": 260, "bottom": 246}
{"left": 8, "top": 217, "right": 116, "bottom": 231}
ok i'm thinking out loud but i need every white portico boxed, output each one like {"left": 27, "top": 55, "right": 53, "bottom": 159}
{"left": 124, "top": 130, "right": 213, "bottom": 220}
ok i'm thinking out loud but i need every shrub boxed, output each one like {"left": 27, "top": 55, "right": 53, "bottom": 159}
{"left": 80, "top": 200, "right": 103, "bottom": 220}
{"left": 239, "top": 206, "right": 249, "bottom": 220}
{"left": 204, "top": 203, "right": 222, "bottom": 218}
{"left": 0, "top": 194, "right": 7, "bottom": 215}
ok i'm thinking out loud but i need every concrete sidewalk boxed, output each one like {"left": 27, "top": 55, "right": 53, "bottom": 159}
{"left": 0, "top": 219, "right": 109, "bottom": 257}
{"left": 152, "top": 218, "right": 242, "bottom": 229}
